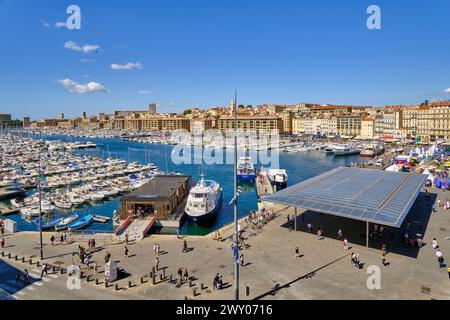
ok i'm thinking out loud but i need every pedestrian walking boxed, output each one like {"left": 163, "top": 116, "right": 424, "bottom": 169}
{"left": 343, "top": 238, "right": 348, "bottom": 251}
{"left": 40, "top": 263, "right": 48, "bottom": 278}
{"left": 156, "top": 243, "right": 161, "bottom": 255}
{"left": 381, "top": 251, "right": 387, "bottom": 268}
{"left": 124, "top": 245, "right": 129, "bottom": 258}
{"left": 155, "top": 257, "right": 160, "bottom": 271}
{"left": 295, "top": 247, "right": 300, "bottom": 258}
{"left": 317, "top": 228, "right": 322, "bottom": 240}
{"left": 182, "top": 240, "right": 188, "bottom": 253}
{"left": 436, "top": 250, "right": 445, "bottom": 268}
{"left": 240, "top": 254, "right": 245, "bottom": 267}
{"left": 23, "top": 269, "right": 30, "bottom": 285}
{"left": 337, "top": 229, "right": 343, "bottom": 240}
{"left": 50, "top": 235, "right": 55, "bottom": 246}
{"left": 432, "top": 238, "right": 438, "bottom": 250}
{"left": 125, "top": 233, "right": 129, "bottom": 245}
{"left": 0, "top": 237, "right": 4, "bottom": 249}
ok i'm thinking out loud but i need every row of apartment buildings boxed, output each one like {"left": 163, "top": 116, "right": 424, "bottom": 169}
{"left": 23, "top": 101, "right": 450, "bottom": 141}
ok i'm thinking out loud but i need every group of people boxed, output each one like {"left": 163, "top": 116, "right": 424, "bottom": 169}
{"left": 177, "top": 266, "right": 190, "bottom": 282}
{"left": 432, "top": 238, "right": 446, "bottom": 269}
{"left": 50, "top": 233, "right": 68, "bottom": 246}
{"left": 152, "top": 242, "right": 161, "bottom": 255}
{"left": 213, "top": 273, "right": 224, "bottom": 291}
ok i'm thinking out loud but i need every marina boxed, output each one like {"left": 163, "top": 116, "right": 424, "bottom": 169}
{"left": 1, "top": 132, "right": 367, "bottom": 235}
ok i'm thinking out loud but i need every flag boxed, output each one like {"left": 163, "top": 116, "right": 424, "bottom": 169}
{"left": 232, "top": 244, "right": 239, "bottom": 265}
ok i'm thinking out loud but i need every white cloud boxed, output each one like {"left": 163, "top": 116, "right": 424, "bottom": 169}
{"left": 41, "top": 20, "right": 50, "bottom": 28}
{"left": 110, "top": 62, "right": 143, "bottom": 70}
{"left": 138, "top": 90, "right": 152, "bottom": 95}
{"left": 445, "top": 88, "right": 450, "bottom": 94}
{"left": 64, "top": 41, "right": 101, "bottom": 54}
{"left": 55, "top": 21, "right": 67, "bottom": 28}
{"left": 56, "top": 79, "right": 108, "bottom": 94}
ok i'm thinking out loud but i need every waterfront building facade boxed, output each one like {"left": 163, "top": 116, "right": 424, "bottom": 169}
{"left": 336, "top": 115, "right": 362, "bottom": 137}
{"left": 217, "top": 116, "right": 283, "bottom": 134}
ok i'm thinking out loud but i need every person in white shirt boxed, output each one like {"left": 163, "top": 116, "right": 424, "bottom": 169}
{"left": 432, "top": 238, "right": 438, "bottom": 250}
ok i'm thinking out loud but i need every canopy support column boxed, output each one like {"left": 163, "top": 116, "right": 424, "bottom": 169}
{"left": 294, "top": 207, "right": 298, "bottom": 232}
{"left": 366, "top": 221, "right": 369, "bottom": 248}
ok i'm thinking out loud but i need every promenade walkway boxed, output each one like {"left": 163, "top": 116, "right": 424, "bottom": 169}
{"left": 1, "top": 188, "right": 449, "bottom": 300}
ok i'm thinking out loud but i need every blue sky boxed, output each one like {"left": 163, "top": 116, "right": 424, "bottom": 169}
{"left": 0, "top": 0, "right": 449, "bottom": 119}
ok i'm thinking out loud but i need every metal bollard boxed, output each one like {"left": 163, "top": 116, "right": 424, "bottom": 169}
{"left": 152, "top": 274, "right": 156, "bottom": 285}
{"left": 14, "top": 255, "right": 18, "bottom": 261}
{"left": 22, "top": 257, "right": 25, "bottom": 263}
{"left": 140, "top": 276, "right": 144, "bottom": 284}
{"left": 105, "top": 281, "right": 109, "bottom": 288}
{"left": 29, "top": 259, "right": 33, "bottom": 265}
{"left": 60, "top": 268, "right": 65, "bottom": 275}
{"left": 189, "top": 280, "right": 193, "bottom": 287}
{"left": 169, "top": 275, "right": 173, "bottom": 284}
{"left": 53, "top": 266, "right": 57, "bottom": 272}
{"left": 192, "top": 288, "right": 197, "bottom": 297}
{"left": 152, "top": 266, "right": 156, "bottom": 274}
{"left": 162, "top": 268, "right": 166, "bottom": 279}
{"left": 7, "top": 253, "right": 11, "bottom": 259}
{"left": 200, "top": 283, "right": 205, "bottom": 290}
{"left": 115, "top": 284, "right": 119, "bottom": 291}
{"left": 86, "top": 275, "right": 91, "bottom": 282}
{"left": 95, "top": 278, "right": 99, "bottom": 285}
{"left": 149, "top": 271, "right": 153, "bottom": 278}
{"left": 1, "top": 251, "right": 4, "bottom": 257}
{"left": 128, "top": 281, "right": 132, "bottom": 288}
{"left": 159, "top": 274, "right": 163, "bottom": 281}
{"left": 36, "top": 261, "right": 40, "bottom": 267}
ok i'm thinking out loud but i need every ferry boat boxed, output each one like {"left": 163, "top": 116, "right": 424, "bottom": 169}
{"left": 237, "top": 157, "right": 256, "bottom": 182}
{"left": 185, "top": 177, "right": 223, "bottom": 224}
{"left": 333, "top": 145, "right": 361, "bottom": 156}
{"left": 360, "top": 145, "right": 384, "bottom": 157}
{"left": 267, "top": 169, "right": 288, "bottom": 188}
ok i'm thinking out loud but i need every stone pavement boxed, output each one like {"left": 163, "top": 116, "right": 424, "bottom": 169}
{"left": 1, "top": 188, "right": 450, "bottom": 300}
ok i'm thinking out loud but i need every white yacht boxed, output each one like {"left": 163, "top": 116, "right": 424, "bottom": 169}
{"left": 185, "top": 177, "right": 223, "bottom": 224}
{"left": 267, "top": 169, "right": 289, "bottom": 188}
{"left": 333, "top": 145, "right": 361, "bottom": 156}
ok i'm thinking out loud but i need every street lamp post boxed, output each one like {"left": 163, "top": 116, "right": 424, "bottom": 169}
{"left": 233, "top": 91, "right": 240, "bottom": 300}
{"left": 38, "top": 143, "right": 44, "bottom": 260}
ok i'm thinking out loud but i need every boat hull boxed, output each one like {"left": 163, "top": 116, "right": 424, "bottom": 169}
{"left": 333, "top": 151, "right": 361, "bottom": 156}
{"left": 237, "top": 174, "right": 256, "bottom": 182}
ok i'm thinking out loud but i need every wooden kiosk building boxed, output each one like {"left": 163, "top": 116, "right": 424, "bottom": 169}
{"left": 120, "top": 175, "right": 191, "bottom": 221}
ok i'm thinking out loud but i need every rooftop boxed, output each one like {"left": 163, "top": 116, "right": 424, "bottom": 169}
{"left": 262, "top": 167, "right": 427, "bottom": 228}
{"left": 122, "top": 175, "right": 191, "bottom": 202}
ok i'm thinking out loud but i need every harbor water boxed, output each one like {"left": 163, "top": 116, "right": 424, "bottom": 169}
{"left": 2, "top": 135, "right": 361, "bottom": 235}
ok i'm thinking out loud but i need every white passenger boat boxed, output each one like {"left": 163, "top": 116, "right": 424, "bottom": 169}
{"left": 267, "top": 169, "right": 289, "bottom": 188}
{"left": 185, "top": 176, "right": 223, "bottom": 224}
{"left": 333, "top": 145, "right": 361, "bottom": 156}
